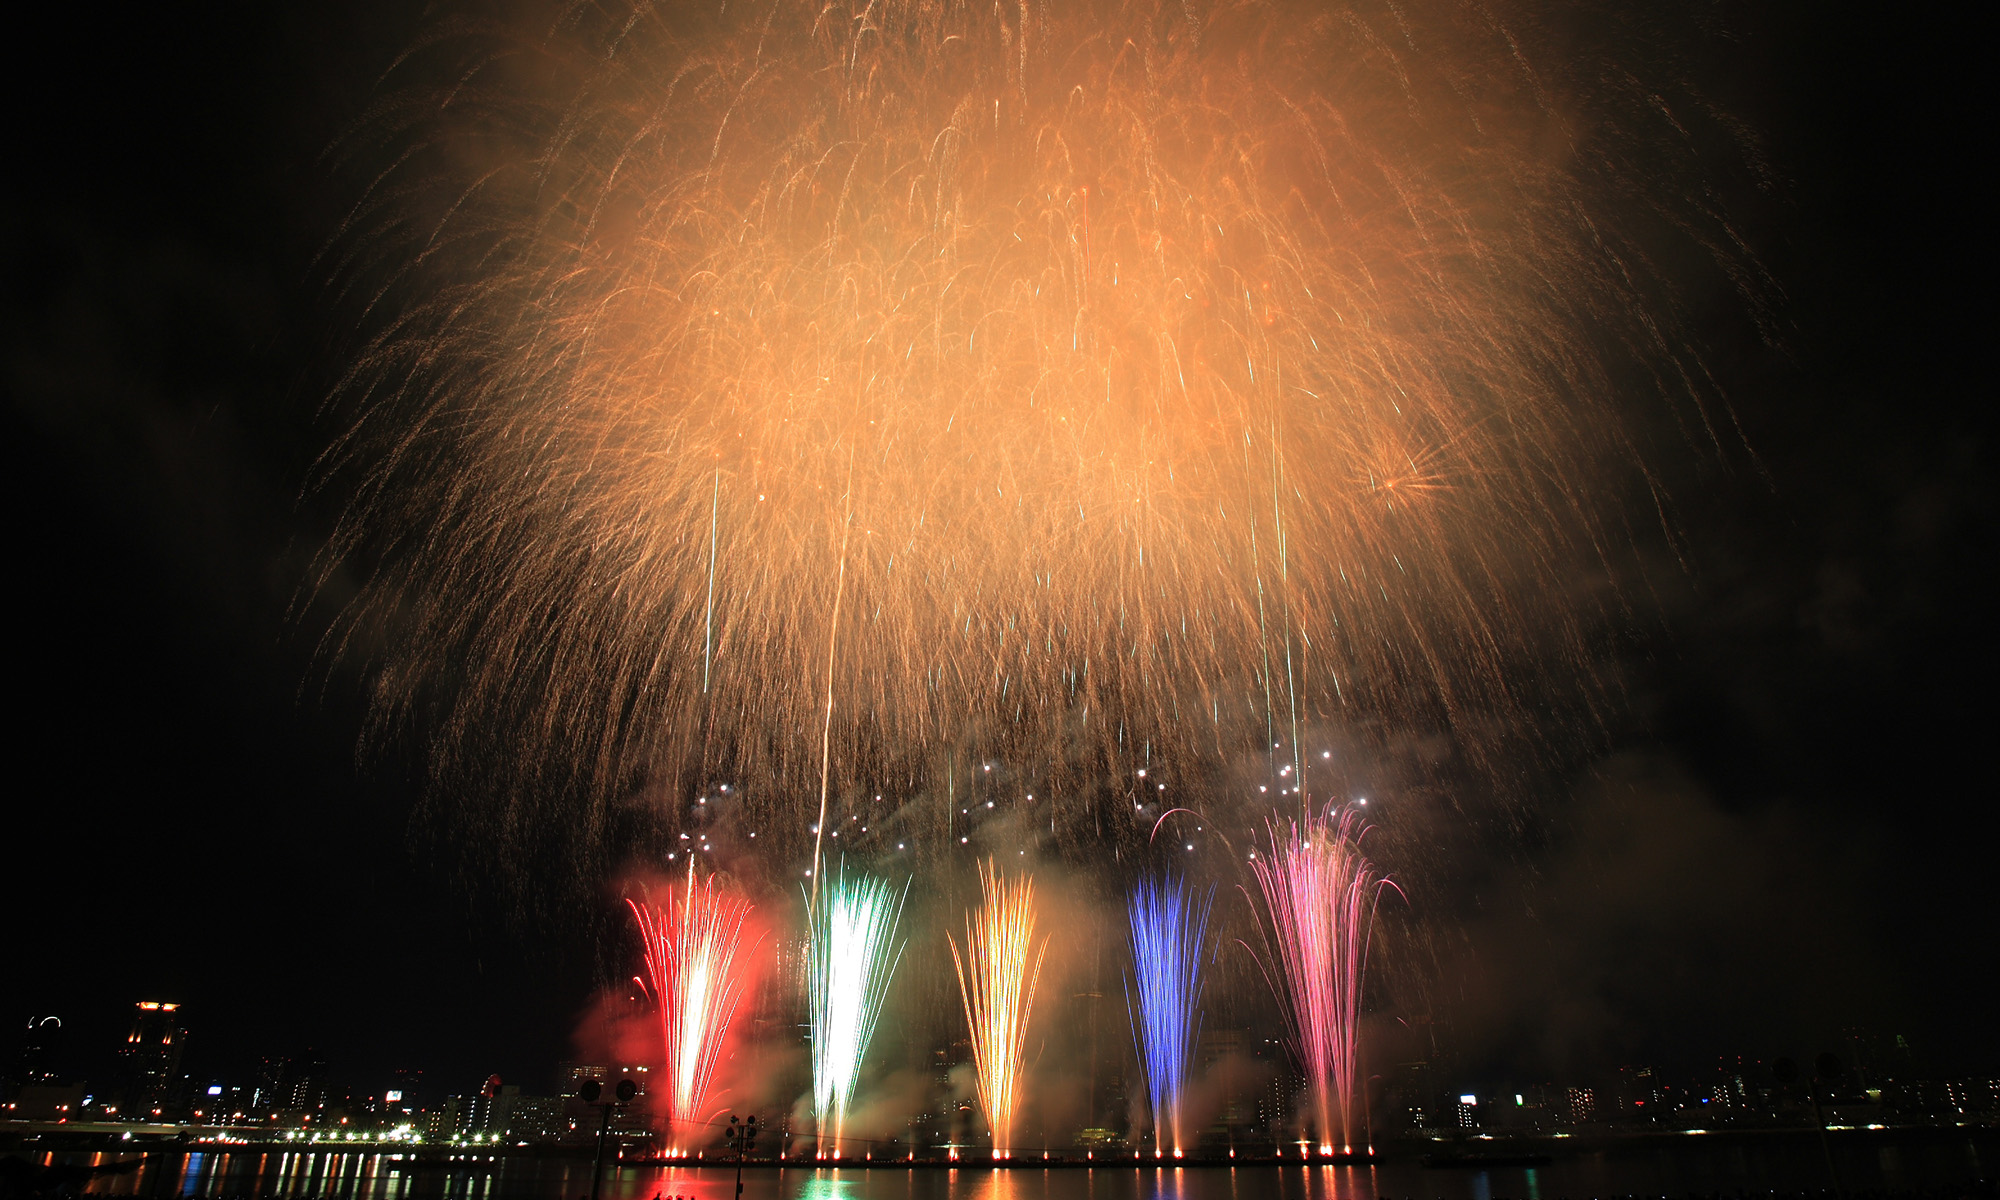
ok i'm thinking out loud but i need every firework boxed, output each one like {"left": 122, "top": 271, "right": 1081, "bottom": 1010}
{"left": 331, "top": 0, "right": 1761, "bottom": 851}
{"left": 1251, "top": 808, "right": 1389, "bottom": 1154}
{"left": 1126, "top": 875, "right": 1213, "bottom": 1157}
{"left": 950, "top": 860, "right": 1047, "bottom": 1158}
{"left": 627, "top": 866, "right": 760, "bottom": 1153}
{"left": 808, "top": 864, "right": 909, "bottom": 1157}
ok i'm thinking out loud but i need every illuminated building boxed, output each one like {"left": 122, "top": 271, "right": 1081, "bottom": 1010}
{"left": 1566, "top": 1086, "right": 1597, "bottom": 1124}
{"left": 117, "top": 1001, "right": 187, "bottom": 1117}
{"left": 17, "top": 1016, "right": 68, "bottom": 1086}
{"left": 1944, "top": 1079, "right": 2000, "bottom": 1114}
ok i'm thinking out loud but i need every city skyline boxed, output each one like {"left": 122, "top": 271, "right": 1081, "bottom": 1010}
{"left": 7, "top": 995, "right": 1996, "bottom": 1159}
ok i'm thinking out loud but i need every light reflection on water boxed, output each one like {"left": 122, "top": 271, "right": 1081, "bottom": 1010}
{"left": 27, "top": 1136, "right": 1996, "bottom": 1200}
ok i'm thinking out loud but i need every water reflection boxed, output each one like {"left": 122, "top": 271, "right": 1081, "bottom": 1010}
{"left": 794, "top": 1176, "right": 868, "bottom": 1200}
{"left": 962, "top": 1170, "right": 1021, "bottom": 1200}
{"left": 23, "top": 1134, "right": 1996, "bottom": 1200}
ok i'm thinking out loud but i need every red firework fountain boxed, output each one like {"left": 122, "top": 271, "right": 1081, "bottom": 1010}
{"left": 627, "top": 865, "right": 760, "bottom": 1155}
{"left": 1251, "top": 807, "right": 1394, "bottom": 1156}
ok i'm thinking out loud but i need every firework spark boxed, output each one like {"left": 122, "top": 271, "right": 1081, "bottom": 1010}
{"left": 950, "top": 860, "right": 1047, "bottom": 1158}
{"left": 1126, "top": 875, "right": 1213, "bottom": 1158}
{"left": 808, "top": 864, "right": 909, "bottom": 1157}
{"left": 627, "top": 866, "right": 760, "bottom": 1154}
{"left": 332, "top": 0, "right": 1759, "bottom": 849}
{"left": 1251, "top": 807, "right": 1391, "bottom": 1154}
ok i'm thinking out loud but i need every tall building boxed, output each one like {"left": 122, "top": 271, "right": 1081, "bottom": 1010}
{"left": 286, "top": 1057, "right": 330, "bottom": 1110}
{"left": 1616, "top": 1065, "right": 1661, "bottom": 1119}
{"left": 1257, "top": 1053, "right": 1304, "bottom": 1138}
{"left": 17, "top": 1016, "right": 69, "bottom": 1086}
{"left": 254, "top": 1057, "right": 291, "bottom": 1111}
{"left": 386, "top": 1067, "right": 425, "bottom": 1115}
{"left": 560, "top": 1062, "right": 608, "bottom": 1095}
{"left": 1944, "top": 1079, "right": 2000, "bottom": 1114}
{"left": 425, "top": 1095, "right": 487, "bottom": 1141}
{"left": 1565, "top": 1086, "right": 1597, "bottom": 1124}
{"left": 117, "top": 1002, "right": 187, "bottom": 1117}
{"left": 1393, "top": 1061, "right": 1436, "bottom": 1131}
{"left": 428, "top": 1080, "right": 571, "bottom": 1143}
{"left": 554, "top": 1065, "right": 652, "bottom": 1139}
{"left": 1713, "top": 1055, "right": 1760, "bottom": 1109}
{"left": 1198, "top": 1028, "right": 1251, "bottom": 1139}
{"left": 1066, "top": 980, "right": 1130, "bottom": 1140}
{"left": 482, "top": 1086, "right": 570, "bottom": 1142}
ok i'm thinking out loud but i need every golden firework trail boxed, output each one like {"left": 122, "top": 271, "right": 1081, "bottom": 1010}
{"left": 330, "top": 0, "right": 1763, "bottom": 847}
{"left": 950, "top": 860, "right": 1046, "bottom": 1158}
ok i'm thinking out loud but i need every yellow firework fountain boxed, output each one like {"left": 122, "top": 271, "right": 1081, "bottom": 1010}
{"left": 950, "top": 860, "right": 1047, "bottom": 1157}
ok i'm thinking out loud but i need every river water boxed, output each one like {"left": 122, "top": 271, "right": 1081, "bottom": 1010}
{"left": 22, "top": 1133, "right": 1995, "bottom": 1200}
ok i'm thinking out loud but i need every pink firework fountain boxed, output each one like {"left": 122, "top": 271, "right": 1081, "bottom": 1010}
{"left": 1251, "top": 807, "right": 1393, "bottom": 1155}
{"left": 627, "top": 864, "right": 760, "bottom": 1154}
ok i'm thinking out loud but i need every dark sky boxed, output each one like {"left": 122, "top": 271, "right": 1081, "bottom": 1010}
{"left": 4, "top": 0, "right": 1992, "bottom": 1098}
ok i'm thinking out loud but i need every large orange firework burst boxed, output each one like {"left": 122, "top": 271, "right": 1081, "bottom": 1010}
{"left": 327, "top": 0, "right": 1762, "bottom": 853}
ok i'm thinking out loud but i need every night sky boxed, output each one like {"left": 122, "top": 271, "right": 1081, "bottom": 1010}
{"left": 5, "top": 0, "right": 1992, "bottom": 1099}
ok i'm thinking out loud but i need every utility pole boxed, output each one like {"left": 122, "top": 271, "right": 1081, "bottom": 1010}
{"left": 1774, "top": 1055, "right": 1844, "bottom": 1200}
{"left": 1810, "top": 1052, "right": 1849, "bottom": 1200}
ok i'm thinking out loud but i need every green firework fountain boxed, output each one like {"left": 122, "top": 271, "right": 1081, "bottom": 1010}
{"left": 808, "top": 863, "right": 909, "bottom": 1156}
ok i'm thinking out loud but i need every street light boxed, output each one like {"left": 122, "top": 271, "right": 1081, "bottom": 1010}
{"left": 724, "top": 1112, "right": 760, "bottom": 1192}
{"left": 578, "top": 1077, "right": 638, "bottom": 1200}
